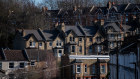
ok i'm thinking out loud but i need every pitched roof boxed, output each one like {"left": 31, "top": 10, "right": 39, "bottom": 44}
{"left": 116, "top": 4, "right": 128, "bottom": 12}
{"left": 104, "top": 22, "right": 132, "bottom": 32}
{"left": 3, "top": 50, "right": 28, "bottom": 61}
{"left": 90, "top": 7, "right": 108, "bottom": 15}
{"left": 26, "top": 49, "right": 53, "bottom": 61}
{"left": 18, "top": 29, "right": 45, "bottom": 41}
{"left": 82, "top": 26, "right": 98, "bottom": 36}
{"left": 125, "top": 4, "right": 140, "bottom": 12}
{"left": 43, "top": 29, "right": 60, "bottom": 41}
{"left": 65, "top": 25, "right": 85, "bottom": 36}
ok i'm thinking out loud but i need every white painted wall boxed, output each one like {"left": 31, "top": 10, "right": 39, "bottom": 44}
{"left": 1, "top": 61, "right": 28, "bottom": 75}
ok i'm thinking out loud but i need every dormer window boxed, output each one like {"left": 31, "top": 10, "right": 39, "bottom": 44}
{"left": 70, "top": 36, "right": 75, "bottom": 42}
{"left": 29, "top": 41, "right": 35, "bottom": 47}
{"left": 56, "top": 40, "right": 62, "bottom": 47}
{"left": 70, "top": 37, "right": 72, "bottom": 42}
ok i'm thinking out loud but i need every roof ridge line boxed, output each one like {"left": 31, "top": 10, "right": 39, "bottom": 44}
{"left": 38, "top": 28, "right": 47, "bottom": 41}
{"left": 77, "top": 25, "right": 86, "bottom": 36}
{"left": 125, "top": 3, "right": 131, "bottom": 11}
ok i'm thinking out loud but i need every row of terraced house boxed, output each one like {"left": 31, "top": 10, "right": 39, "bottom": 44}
{"left": 0, "top": 1, "right": 140, "bottom": 79}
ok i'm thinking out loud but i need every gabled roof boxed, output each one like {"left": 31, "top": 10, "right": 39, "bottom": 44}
{"left": 112, "top": 6, "right": 118, "bottom": 12}
{"left": 90, "top": 7, "right": 108, "bottom": 15}
{"left": 65, "top": 25, "right": 85, "bottom": 36}
{"left": 82, "top": 7, "right": 92, "bottom": 14}
{"left": 116, "top": 4, "right": 128, "bottom": 12}
{"left": 18, "top": 29, "right": 45, "bottom": 41}
{"left": 104, "top": 22, "right": 132, "bottom": 32}
{"left": 3, "top": 50, "right": 28, "bottom": 61}
{"left": 125, "top": 4, "right": 140, "bottom": 12}
{"left": 82, "top": 26, "right": 98, "bottom": 36}
{"left": 43, "top": 29, "right": 61, "bottom": 41}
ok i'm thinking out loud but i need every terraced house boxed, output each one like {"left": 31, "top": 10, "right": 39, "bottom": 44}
{"left": 14, "top": 23, "right": 107, "bottom": 57}
{"left": 13, "top": 23, "right": 110, "bottom": 79}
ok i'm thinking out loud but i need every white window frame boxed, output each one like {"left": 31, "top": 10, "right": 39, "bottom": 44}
{"left": 30, "top": 61, "right": 35, "bottom": 66}
{"left": 97, "top": 45, "right": 102, "bottom": 52}
{"left": 19, "top": 62, "right": 25, "bottom": 68}
{"left": 29, "top": 41, "right": 35, "bottom": 47}
{"left": 58, "top": 50, "right": 62, "bottom": 57}
{"left": 9, "top": 62, "right": 14, "bottom": 69}
{"left": 56, "top": 40, "right": 62, "bottom": 47}
{"left": 77, "top": 65, "right": 81, "bottom": 73}
{"left": 100, "top": 65, "right": 106, "bottom": 74}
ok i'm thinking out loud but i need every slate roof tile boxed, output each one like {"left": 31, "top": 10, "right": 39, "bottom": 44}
{"left": 3, "top": 50, "right": 28, "bottom": 61}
